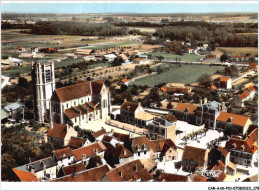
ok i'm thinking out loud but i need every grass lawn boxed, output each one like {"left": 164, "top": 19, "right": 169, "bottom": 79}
{"left": 148, "top": 52, "right": 203, "bottom": 62}
{"left": 85, "top": 41, "right": 137, "bottom": 49}
{"left": 2, "top": 66, "right": 31, "bottom": 77}
{"left": 54, "top": 58, "right": 83, "bottom": 69}
{"left": 218, "top": 47, "right": 258, "bottom": 57}
{"left": 129, "top": 64, "right": 225, "bottom": 87}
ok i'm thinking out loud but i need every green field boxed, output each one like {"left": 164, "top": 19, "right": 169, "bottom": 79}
{"left": 2, "top": 66, "right": 31, "bottom": 77}
{"left": 148, "top": 52, "right": 203, "bottom": 62}
{"left": 129, "top": 64, "right": 225, "bottom": 87}
{"left": 85, "top": 41, "right": 137, "bottom": 50}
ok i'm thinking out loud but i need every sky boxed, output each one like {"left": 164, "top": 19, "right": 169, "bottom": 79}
{"left": 1, "top": 2, "right": 258, "bottom": 14}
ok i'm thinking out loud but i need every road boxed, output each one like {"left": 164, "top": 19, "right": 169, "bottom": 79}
{"left": 1, "top": 75, "right": 10, "bottom": 89}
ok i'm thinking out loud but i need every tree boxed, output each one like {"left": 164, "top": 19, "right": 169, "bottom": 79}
{"left": 220, "top": 53, "right": 229, "bottom": 62}
{"left": 156, "top": 101, "right": 162, "bottom": 108}
{"left": 111, "top": 56, "right": 124, "bottom": 66}
{"left": 18, "top": 77, "right": 29, "bottom": 88}
{"left": 1, "top": 153, "right": 17, "bottom": 181}
{"left": 166, "top": 101, "right": 173, "bottom": 109}
{"left": 25, "top": 100, "right": 33, "bottom": 109}
{"left": 198, "top": 74, "right": 212, "bottom": 88}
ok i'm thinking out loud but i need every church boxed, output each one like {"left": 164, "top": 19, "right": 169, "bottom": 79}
{"left": 31, "top": 60, "right": 110, "bottom": 128}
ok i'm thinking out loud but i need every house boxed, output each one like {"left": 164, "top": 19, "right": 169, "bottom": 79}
{"left": 216, "top": 112, "right": 252, "bottom": 135}
{"left": 119, "top": 100, "right": 144, "bottom": 125}
{"left": 217, "top": 146, "right": 236, "bottom": 175}
{"left": 205, "top": 55, "right": 217, "bottom": 59}
{"left": 1, "top": 57, "right": 23, "bottom": 67}
{"left": 50, "top": 165, "right": 109, "bottom": 182}
{"left": 196, "top": 100, "right": 225, "bottom": 129}
{"left": 12, "top": 169, "right": 38, "bottom": 182}
{"left": 229, "top": 55, "right": 247, "bottom": 62}
{"left": 103, "top": 54, "right": 117, "bottom": 62}
{"left": 209, "top": 160, "right": 227, "bottom": 182}
{"left": 53, "top": 147, "right": 74, "bottom": 170}
{"left": 18, "top": 46, "right": 26, "bottom": 52}
{"left": 102, "top": 135, "right": 123, "bottom": 147}
{"left": 51, "top": 79, "right": 110, "bottom": 127}
{"left": 187, "top": 48, "right": 193, "bottom": 54}
{"left": 139, "top": 158, "right": 157, "bottom": 173}
{"left": 234, "top": 86, "right": 256, "bottom": 107}
{"left": 135, "top": 110, "right": 156, "bottom": 127}
{"left": 102, "top": 160, "right": 152, "bottom": 181}
{"left": 71, "top": 141, "right": 107, "bottom": 164}
{"left": 160, "top": 86, "right": 190, "bottom": 94}
{"left": 225, "top": 129, "right": 258, "bottom": 167}
{"left": 202, "top": 44, "right": 208, "bottom": 50}
{"left": 133, "top": 58, "right": 151, "bottom": 64}
{"left": 138, "top": 54, "right": 148, "bottom": 59}
{"left": 15, "top": 156, "right": 57, "bottom": 180}
{"left": 219, "top": 77, "right": 232, "bottom": 90}
{"left": 67, "top": 136, "right": 90, "bottom": 149}
{"left": 131, "top": 136, "right": 151, "bottom": 160}
{"left": 83, "top": 55, "right": 95, "bottom": 61}
{"left": 121, "top": 78, "right": 129, "bottom": 86}
{"left": 104, "top": 143, "right": 134, "bottom": 166}
{"left": 174, "top": 102, "right": 197, "bottom": 124}
{"left": 148, "top": 139, "right": 178, "bottom": 162}
{"left": 47, "top": 123, "right": 78, "bottom": 147}
{"left": 92, "top": 128, "right": 107, "bottom": 141}
{"left": 148, "top": 116, "right": 176, "bottom": 141}
{"left": 111, "top": 132, "right": 130, "bottom": 144}
{"left": 181, "top": 146, "right": 209, "bottom": 172}
{"left": 74, "top": 49, "right": 94, "bottom": 56}
{"left": 248, "top": 62, "right": 258, "bottom": 71}
{"left": 158, "top": 173, "right": 190, "bottom": 182}
{"left": 3, "top": 101, "right": 24, "bottom": 118}
{"left": 57, "top": 162, "right": 87, "bottom": 177}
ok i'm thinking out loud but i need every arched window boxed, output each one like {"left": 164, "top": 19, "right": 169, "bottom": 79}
{"left": 136, "top": 145, "right": 141, "bottom": 151}
{"left": 142, "top": 144, "right": 147, "bottom": 150}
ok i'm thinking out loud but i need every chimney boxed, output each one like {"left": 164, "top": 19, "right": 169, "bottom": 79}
{"left": 50, "top": 122, "right": 53, "bottom": 129}
{"left": 200, "top": 99, "right": 203, "bottom": 105}
{"left": 138, "top": 102, "right": 142, "bottom": 107}
{"left": 66, "top": 124, "right": 69, "bottom": 131}
{"left": 124, "top": 99, "right": 127, "bottom": 103}
{"left": 228, "top": 117, "right": 233, "bottom": 123}
{"left": 204, "top": 97, "right": 207, "bottom": 104}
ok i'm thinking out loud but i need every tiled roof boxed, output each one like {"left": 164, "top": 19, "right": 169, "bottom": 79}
{"left": 102, "top": 135, "right": 113, "bottom": 143}
{"left": 216, "top": 112, "right": 249, "bottom": 127}
{"left": 113, "top": 144, "right": 133, "bottom": 159}
{"left": 120, "top": 101, "right": 139, "bottom": 113}
{"left": 246, "top": 125, "right": 258, "bottom": 137}
{"left": 192, "top": 175, "right": 207, "bottom": 182}
{"left": 51, "top": 165, "right": 109, "bottom": 182}
{"left": 135, "top": 111, "right": 155, "bottom": 121}
{"left": 182, "top": 146, "right": 208, "bottom": 167}
{"left": 28, "top": 157, "right": 57, "bottom": 172}
{"left": 249, "top": 62, "right": 258, "bottom": 69}
{"left": 68, "top": 137, "right": 87, "bottom": 149}
{"left": 238, "top": 90, "right": 250, "bottom": 100}
{"left": 212, "top": 161, "right": 226, "bottom": 182}
{"left": 72, "top": 141, "right": 106, "bottom": 161}
{"left": 245, "top": 128, "right": 258, "bottom": 146}
{"left": 225, "top": 138, "right": 258, "bottom": 154}
{"left": 161, "top": 86, "right": 189, "bottom": 93}
{"left": 121, "top": 79, "right": 128, "bottom": 83}
{"left": 163, "top": 114, "right": 177, "bottom": 123}
{"left": 139, "top": 158, "right": 157, "bottom": 172}
{"left": 112, "top": 132, "right": 130, "bottom": 143}
{"left": 62, "top": 162, "right": 87, "bottom": 176}
{"left": 220, "top": 77, "right": 230, "bottom": 82}
{"left": 159, "top": 173, "right": 188, "bottom": 182}
{"left": 131, "top": 136, "right": 150, "bottom": 153}
{"left": 92, "top": 129, "right": 106, "bottom": 138}
{"left": 53, "top": 147, "right": 73, "bottom": 160}
{"left": 247, "top": 85, "right": 256, "bottom": 92}
{"left": 12, "top": 169, "right": 38, "bottom": 182}
{"left": 55, "top": 80, "right": 104, "bottom": 102}
{"left": 175, "top": 103, "right": 197, "bottom": 114}
{"left": 55, "top": 81, "right": 91, "bottom": 102}
{"left": 64, "top": 108, "right": 79, "bottom": 119}
{"left": 218, "top": 146, "right": 230, "bottom": 157}
{"left": 106, "top": 160, "right": 152, "bottom": 182}
{"left": 47, "top": 123, "right": 67, "bottom": 139}
{"left": 148, "top": 139, "right": 177, "bottom": 153}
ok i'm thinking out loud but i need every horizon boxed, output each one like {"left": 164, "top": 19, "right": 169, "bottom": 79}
{"left": 1, "top": 2, "right": 258, "bottom": 14}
